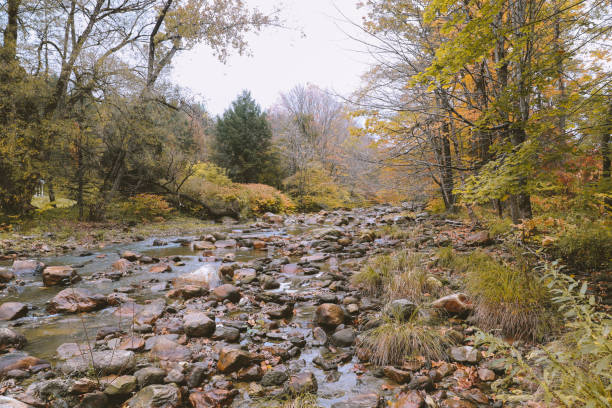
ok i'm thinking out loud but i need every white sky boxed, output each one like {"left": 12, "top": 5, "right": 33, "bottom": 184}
{"left": 170, "top": 0, "right": 370, "bottom": 116}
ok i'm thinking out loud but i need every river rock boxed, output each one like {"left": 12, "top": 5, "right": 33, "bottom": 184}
{"left": 440, "top": 399, "right": 476, "bottom": 408}
{"left": 233, "top": 268, "right": 256, "bottom": 283}
{"left": 477, "top": 367, "right": 496, "bottom": 381}
{"left": 191, "top": 241, "right": 215, "bottom": 251}
{"left": 281, "top": 264, "right": 303, "bottom": 275}
{"left": 0, "top": 352, "right": 46, "bottom": 374}
{"left": 450, "top": 346, "right": 481, "bottom": 364}
{"left": 263, "top": 212, "right": 283, "bottom": 224}
{"left": 285, "top": 372, "right": 317, "bottom": 395}
{"left": 315, "top": 303, "right": 344, "bottom": 329}
{"left": 42, "top": 265, "right": 80, "bottom": 286}
{"left": 121, "top": 251, "right": 141, "bottom": 261}
{"left": 59, "top": 350, "right": 135, "bottom": 375}
{"left": 212, "top": 325, "right": 240, "bottom": 343}
{"left": 103, "top": 375, "right": 137, "bottom": 396}
{"left": 217, "top": 349, "right": 253, "bottom": 373}
{"left": 114, "top": 299, "right": 165, "bottom": 325}
{"left": 331, "top": 393, "right": 381, "bottom": 408}
{"left": 135, "top": 367, "right": 166, "bottom": 387}
{"left": 125, "top": 384, "right": 181, "bottom": 408}
{"left": 112, "top": 258, "right": 132, "bottom": 272}
{"left": 466, "top": 231, "right": 491, "bottom": 246}
{"left": 211, "top": 284, "right": 241, "bottom": 303}
{"left": 264, "top": 303, "right": 293, "bottom": 319}
{"left": 189, "top": 389, "right": 239, "bottom": 408}
{"left": 0, "top": 396, "right": 32, "bottom": 408}
{"left": 260, "top": 275, "right": 280, "bottom": 289}
{"left": 432, "top": 293, "right": 472, "bottom": 315}
{"left": 0, "top": 268, "right": 15, "bottom": 282}
{"left": 0, "top": 302, "right": 28, "bottom": 320}
{"left": 47, "top": 288, "right": 107, "bottom": 314}
{"left": 78, "top": 392, "right": 108, "bottom": 408}
{"left": 12, "top": 259, "right": 44, "bottom": 275}
{"left": 166, "top": 285, "right": 206, "bottom": 299}
{"left": 236, "top": 364, "right": 262, "bottom": 381}
{"left": 394, "top": 390, "right": 425, "bottom": 408}
{"left": 183, "top": 312, "right": 215, "bottom": 337}
{"left": 331, "top": 328, "right": 355, "bottom": 347}
{"left": 149, "top": 264, "right": 172, "bottom": 273}
{"left": 384, "top": 299, "right": 416, "bottom": 321}
{"left": 384, "top": 366, "right": 412, "bottom": 384}
{"left": 174, "top": 265, "right": 219, "bottom": 288}
{"left": 119, "top": 335, "right": 145, "bottom": 351}
{"left": 150, "top": 337, "right": 191, "bottom": 362}
{"left": 260, "top": 369, "right": 288, "bottom": 386}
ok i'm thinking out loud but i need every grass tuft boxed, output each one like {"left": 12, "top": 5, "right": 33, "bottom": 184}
{"left": 282, "top": 393, "right": 321, "bottom": 408}
{"left": 357, "top": 313, "right": 454, "bottom": 366}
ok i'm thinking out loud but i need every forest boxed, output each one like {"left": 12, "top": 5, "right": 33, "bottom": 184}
{"left": 0, "top": 0, "right": 610, "bottom": 407}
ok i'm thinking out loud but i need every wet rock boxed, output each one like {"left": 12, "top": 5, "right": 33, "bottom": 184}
{"left": 166, "top": 285, "right": 206, "bottom": 300}
{"left": 59, "top": 350, "right": 135, "bottom": 375}
{"left": 70, "top": 378, "right": 98, "bottom": 394}
{"left": 217, "top": 349, "right": 253, "bottom": 374}
{"left": 264, "top": 303, "right": 293, "bottom": 319}
{"left": 112, "top": 258, "right": 132, "bottom": 272}
{"left": 315, "top": 303, "right": 345, "bottom": 329}
{"left": 0, "top": 302, "right": 28, "bottom": 320}
{"left": 149, "top": 264, "right": 172, "bottom": 273}
{"left": 432, "top": 293, "right": 472, "bottom": 315}
{"left": 42, "top": 265, "right": 80, "bottom": 286}
{"left": 125, "top": 384, "right": 181, "bottom": 408}
{"left": 236, "top": 365, "right": 263, "bottom": 381}
{"left": 212, "top": 326, "right": 240, "bottom": 343}
{"left": 0, "top": 396, "right": 32, "bottom": 407}
{"left": 211, "top": 284, "right": 241, "bottom": 303}
{"left": 394, "top": 391, "right": 425, "bottom": 408}
{"left": 103, "top": 375, "right": 137, "bottom": 396}
{"left": 263, "top": 212, "right": 283, "bottom": 224}
{"left": 260, "top": 369, "right": 288, "bottom": 386}
{"left": 285, "top": 372, "right": 317, "bottom": 395}
{"left": 150, "top": 337, "right": 192, "bottom": 362}
{"left": 384, "top": 299, "right": 416, "bottom": 321}
{"left": 164, "top": 368, "right": 184, "bottom": 384}
{"left": 189, "top": 389, "right": 238, "bottom": 408}
{"left": 0, "top": 352, "right": 45, "bottom": 374}
{"left": 192, "top": 241, "right": 215, "bottom": 251}
{"left": 183, "top": 312, "right": 215, "bottom": 337}
{"left": 384, "top": 366, "right": 412, "bottom": 384}
{"left": 218, "top": 264, "right": 236, "bottom": 281}
{"left": 233, "top": 268, "right": 256, "bottom": 283}
{"left": 114, "top": 299, "right": 165, "bottom": 325}
{"left": 0, "top": 268, "right": 15, "bottom": 282}
{"left": 281, "top": 264, "right": 303, "bottom": 275}
{"left": 312, "top": 327, "right": 327, "bottom": 345}
{"left": 253, "top": 240, "right": 267, "bottom": 250}
{"left": 331, "top": 328, "right": 355, "bottom": 347}
{"left": 0, "top": 329, "right": 27, "bottom": 351}
{"left": 47, "top": 288, "right": 107, "bottom": 314}
{"left": 260, "top": 275, "right": 280, "bottom": 290}
{"left": 477, "top": 368, "right": 495, "bottom": 381}
{"left": 300, "top": 254, "right": 329, "bottom": 263}
{"left": 440, "top": 399, "right": 476, "bottom": 408}
{"left": 12, "top": 259, "right": 44, "bottom": 275}
{"left": 121, "top": 251, "right": 141, "bottom": 261}
{"left": 174, "top": 264, "right": 220, "bottom": 288}
{"left": 450, "top": 346, "right": 481, "bottom": 364}
{"left": 406, "top": 375, "right": 434, "bottom": 391}
{"left": 331, "top": 393, "right": 380, "bottom": 408}
{"left": 215, "top": 239, "right": 237, "bottom": 249}
{"left": 135, "top": 367, "right": 166, "bottom": 387}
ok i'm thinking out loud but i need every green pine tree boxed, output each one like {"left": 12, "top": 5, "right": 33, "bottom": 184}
{"left": 212, "top": 90, "right": 280, "bottom": 186}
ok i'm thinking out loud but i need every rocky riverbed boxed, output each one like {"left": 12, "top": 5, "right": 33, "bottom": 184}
{"left": 0, "top": 206, "right": 512, "bottom": 408}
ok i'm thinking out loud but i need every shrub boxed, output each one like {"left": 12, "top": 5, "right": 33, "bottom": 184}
{"left": 465, "top": 250, "right": 556, "bottom": 341}
{"left": 425, "top": 197, "right": 446, "bottom": 214}
{"left": 488, "top": 217, "right": 513, "bottom": 237}
{"left": 358, "top": 312, "right": 454, "bottom": 365}
{"left": 116, "top": 194, "right": 172, "bottom": 222}
{"left": 551, "top": 221, "right": 612, "bottom": 271}
{"left": 476, "top": 264, "right": 612, "bottom": 407}
{"left": 243, "top": 183, "right": 294, "bottom": 215}
{"left": 283, "top": 166, "right": 350, "bottom": 212}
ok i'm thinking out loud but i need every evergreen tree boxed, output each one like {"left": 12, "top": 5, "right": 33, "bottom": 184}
{"left": 213, "top": 91, "right": 280, "bottom": 185}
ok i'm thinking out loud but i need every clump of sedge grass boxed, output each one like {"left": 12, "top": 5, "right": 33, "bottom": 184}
{"left": 282, "top": 393, "right": 321, "bottom": 408}
{"left": 465, "top": 250, "right": 556, "bottom": 342}
{"left": 358, "top": 312, "right": 454, "bottom": 366}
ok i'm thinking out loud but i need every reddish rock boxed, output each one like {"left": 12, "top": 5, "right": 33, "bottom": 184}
{"left": 236, "top": 365, "right": 262, "bottom": 381}
{"left": 252, "top": 240, "right": 267, "bottom": 250}
{"left": 211, "top": 284, "right": 241, "bottom": 303}
{"left": 232, "top": 268, "right": 256, "bottom": 283}
{"left": 384, "top": 366, "right": 412, "bottom": 384}
{"left": 119, "top": 336, "right": 145, "bottom": 351}
{"left": 112, "top": 258, "right": 132, "bottom": 272}
{"left": 183, "top": 312, "right": 215, "bottom": 337}
{"left": 120, "top": 251, "right": 141, "bottom": 261}
{"left": 166, "top": 285, "right": 206, "bottom": 299}
{"left": 477, "top": 368, "right": 496, "bottom": 381}
{"left": 217, "top": 349, "right": 253, "bottom": 373}
{"left": 191, "top": 241, "right": 216, "bottom": 251}
{"left": 285, "top": 372, "right": 317, "bottom": 395}
{"left": 466, "top": 231, "right": 491, "bottom": 246}
{"left": 149, "top": 264, "right": 172, "bottom": 273}
{"left": 0, "top": 302, "right": 27, "bottom": 321}
{"left": 47, "top": 288, "right": 107, "bottom": 314}
{"left": 281, "top": 264, "right": 303, "bottom": 275}
{"left": 394, "top": 391, "right": 425, "bottom": 408}
{"left": 150, "top": 337, "right": 192, "bottom": 362}
{"left": 42, "top": 265, "right": 80, "bottom": 286}
{"left": 12, "top": 259, "right": 44, "bottom": 274}
{"left": 0, "top": 268, "right": 15, "bottom": 282}
{"left": 0, "top": 328, "right": 26, "bottom": 351}
{"left": 432, "top": 293, "right": 472, "bottom": 315}
{"left": 262, "top": 212, "right": 283, "bottom": 224}
{"left": 315, "top": 303, "right": 344, "bottom": 329}
{"left": 441, "top": 399, "right": 477, "bottom": 408}
{"left": 0, "top": 352, "right": 46, "bottom": 374}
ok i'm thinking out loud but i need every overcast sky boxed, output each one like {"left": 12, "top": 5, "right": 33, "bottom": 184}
{"left": 170, "top": 0, "right": 370, "bottom": 116}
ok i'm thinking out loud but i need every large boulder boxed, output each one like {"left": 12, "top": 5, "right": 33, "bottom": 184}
{"left": 432, "top": 293, "right": 472, "bottom": 315}
{"left": 0, "top": 302, "right": 28, "bottom": 320}
{"left": 315, "top": 303, "right": 345, "bottom": 329}
{"left": 0, "top": 328, "right": 26, "bottom": 351}
{"left": 331, "top": 328, "right": 355, "bottom": 347}
{"left": 47, "top": 288, "right": 107, "bottom": 314}
{"left": 58, "top": 350, "right": 135, "bottom": 375}
{"left": 0, "top": 396, "right": 32, "bottom": 408}
{"left": 125, "top": 384, "right": 181, "bottom": 408}
{"left": 174, "top": 265, "right": 220, "bottom": 289}
{"left": 120, "top": 251, "right": 141, "bottom": 261}
{"left": 42, "top": 266, "right": 80, "bottom": 286}
{"left": 135, "top": 367, "right": 166, "bottom": 387}
{"left": 183, "top": 312, "right": 215, "bottom": 337}
{"left": 466, "top": 231, "right": 491, "bottom": 246}
{"left": 12, "top": 260, "right": 44, "bottom": 275}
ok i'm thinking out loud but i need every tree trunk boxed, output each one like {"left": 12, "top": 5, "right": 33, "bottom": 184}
{"left": 1, "top": 0, "right": 21, "bottom": 62}
{"left": 47, "top": 177, "right": 56, "bottom": 206}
